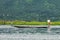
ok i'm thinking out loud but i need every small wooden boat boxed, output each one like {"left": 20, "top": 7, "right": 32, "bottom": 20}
{"left": 14, "top": 25, "right": 48, "bottom": 28}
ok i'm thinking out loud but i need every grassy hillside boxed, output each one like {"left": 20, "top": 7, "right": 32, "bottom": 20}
{"left": 0, "top": 20, "right": 60, "bottom": 25}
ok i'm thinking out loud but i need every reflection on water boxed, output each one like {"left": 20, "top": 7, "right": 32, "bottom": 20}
{"left": 0, "top": 25, "right": 60, "bottom": 40}
{"left": 0, "top": 27, "right": 60, "bottom": 34}
{"left": 0, "top": 28, "right": 48, "bottom": 34}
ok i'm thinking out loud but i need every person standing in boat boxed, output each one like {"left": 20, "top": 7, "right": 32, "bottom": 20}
{"left": 47, "top": 19, "right": 51, "bottom": 32}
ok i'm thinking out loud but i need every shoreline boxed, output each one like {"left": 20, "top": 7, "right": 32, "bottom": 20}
{"left": 0, "top": 25, "right": 60, "bottom": 28}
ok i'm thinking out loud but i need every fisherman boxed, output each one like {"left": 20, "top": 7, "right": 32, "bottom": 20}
{"left": 47, "top": 19, "right": 50, "bottom": 28}
{"left": 47, "top": 19, "right": 51, "bottom": 32}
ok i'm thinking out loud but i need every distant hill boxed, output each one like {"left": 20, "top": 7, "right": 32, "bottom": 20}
{"left": 0, "top": 0, "right": 60, "bottom": 21}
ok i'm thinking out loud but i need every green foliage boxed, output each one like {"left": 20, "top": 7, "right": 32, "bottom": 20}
{"left": 0, "top": 0, "right": 60, "bottom": 21}
{"left": 0, "top": 21, "right": 4, "bottom": 25}
{"left": 0, "top": 20, "right": 60, "bottom": 25}
{"left": 51, "top": 22, "right": 60, "bottom": 25}
{"left": 25, "top": 0, "right": 33, "bottom": 3}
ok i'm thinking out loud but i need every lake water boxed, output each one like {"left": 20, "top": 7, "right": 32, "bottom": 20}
{"left": 0, "top": 25, "right": 60, "bottom": 40}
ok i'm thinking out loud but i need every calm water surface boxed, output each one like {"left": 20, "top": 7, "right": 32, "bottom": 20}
{"left": 0, "top": 25, "right": 60, "bottom": 40}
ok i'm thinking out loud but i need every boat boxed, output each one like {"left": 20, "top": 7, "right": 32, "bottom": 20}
{"left": 14, "top": 25, "right": 48, "bottom": 28}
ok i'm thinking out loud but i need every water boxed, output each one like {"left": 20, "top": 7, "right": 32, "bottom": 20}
{"left": 0, "top": 25, "right": 60, "bottom": 40}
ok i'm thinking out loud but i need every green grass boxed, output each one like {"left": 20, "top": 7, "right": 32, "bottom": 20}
{"left": 0, "top": 20, "right": 60, "bottom": 25}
